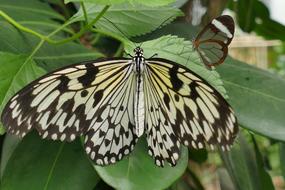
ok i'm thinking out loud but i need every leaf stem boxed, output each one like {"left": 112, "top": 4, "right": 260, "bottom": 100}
{"left": 53, "top": 5, "right": 110, "bottom": 44}
{"left": 0, "top": 5, "right": 110, "bottom": 44}
{"left": 81, "top": 2, "right": 89, "bottom": 24}
{"left": 43, "top": 143, "right": 65, "bottom": 190}
{"left": 0, "top": 10, "right": 48, "bottom": 41}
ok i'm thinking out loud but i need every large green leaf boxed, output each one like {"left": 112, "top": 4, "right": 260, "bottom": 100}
{"left": 65, "top": 0, "right": 176, "bottom": 7}
{"left": 71, "top": 3, "right": 183, "bottom": 38}
{"left": 95, "top": 139, "right": 188, "bottom": 190}
{"left": 1, "top": 132, "right": 99, "bottom": 190}
{"left": 217, "top": 58, "right": 285, "bottom": 141}
{"left": 220, "top": 133, "right": 274, "bottom": 190}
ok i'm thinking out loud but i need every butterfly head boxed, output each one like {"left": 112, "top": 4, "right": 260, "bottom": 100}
{"left": 134, "top": 47, "right": 144, "bottom": 57}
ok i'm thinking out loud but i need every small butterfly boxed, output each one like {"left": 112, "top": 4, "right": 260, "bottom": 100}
{"left": 1, "top": 46, "right": 238, "bottom": 167}
{"left": 193, "top": 15, "right": 235, "bottom": 67}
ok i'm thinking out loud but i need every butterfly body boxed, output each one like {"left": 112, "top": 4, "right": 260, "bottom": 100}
{"left": 132, "top": 47, "right": 145, "bottom": 137}
{"left": 1, "top": 46, "right": 238, "bottom": 167}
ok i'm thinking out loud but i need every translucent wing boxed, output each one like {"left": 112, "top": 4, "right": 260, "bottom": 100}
{"left": 144, "top": 58, "right": 238, "bottom": 166}
{"left": 1, "top": 59, "right": 138, "bottom": 165}
{"left": 193, "top": 15, "right": 235, "bottom": 67}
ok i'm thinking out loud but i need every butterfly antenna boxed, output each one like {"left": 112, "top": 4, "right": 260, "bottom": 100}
{"left": 101, "top": 16, "right": 137, "bottom": 48}
{"left": 158, "top": 15, "right": 177, "bottom": 29}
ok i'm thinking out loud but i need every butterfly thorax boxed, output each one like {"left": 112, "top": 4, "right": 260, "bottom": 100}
{"left": 133, "top": 47, "right": 145, "bottom": 137}
{"left": 133, "top": 47, "right": 145, "bottom": 74}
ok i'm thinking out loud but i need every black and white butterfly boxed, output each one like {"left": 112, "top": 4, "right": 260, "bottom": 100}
{"left": 1, "top": 47, "right": 238, "bottom": 167}
{"left": 193, "top": 15, "right": 235, "bottom": 67}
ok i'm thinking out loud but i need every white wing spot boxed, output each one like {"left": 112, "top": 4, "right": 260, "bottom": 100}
{"left": 86, "top": 147, "right": 91, "bottom": 154}
{"left": 212, "top": 19, "right": 233, "bottom": 38}
{"left": 173, "top": 153, "right": 179, "bottom": 160}
{"left": 70, "top": 134, "right": 76, "bottom": 141}
{"left": 60, "top": 134, "right": 66, "bottom": 141}
{"left": 110, "top": 157, "right": 116, "bottom": 163}
{"left": 91, "top": 152, "right": 95, "bottom": 160}
{"left": 124, "top": 149, "right": 129, "bottom": 155}
{"left": 42, "top": 131, "right": 48, "bottom": 139}
{"left": 51, "top": 133, "right": 57, "bottom": 140}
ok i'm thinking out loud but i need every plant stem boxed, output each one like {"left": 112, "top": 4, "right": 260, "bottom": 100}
{"left": 0, "top": 5, "right": 110, "bottom": 45}
{"left": 81, "top": 2, "right": 89, "bottom": 24}
{"left": 0, "top": 10, "right": 48, "bottom": 41}
{"left": 53, "top": 6, "right": 110, "bottom": 44}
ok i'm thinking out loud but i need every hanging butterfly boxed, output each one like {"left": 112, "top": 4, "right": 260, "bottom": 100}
{"left": 1, "top": 46, "right": 238, "bottom": 167}
{"left": 193, "top": 15, "right": 235, "bottom": 67}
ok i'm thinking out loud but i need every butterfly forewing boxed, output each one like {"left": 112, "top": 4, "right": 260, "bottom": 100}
{"left": 194, "top": 15, "right": 235, "bottom": 67}
{"left": 1, "top": 59, "right": 138, "bottom": 165}
{"left": 144, "top": 58, "right": 238, "bottom": 165}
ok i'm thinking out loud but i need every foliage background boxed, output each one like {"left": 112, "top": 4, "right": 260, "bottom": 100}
{"left": 0, "top": 0, "right": 285, "bottom": 189}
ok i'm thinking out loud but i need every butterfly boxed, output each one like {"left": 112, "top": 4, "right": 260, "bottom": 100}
{"left": 1, "top": 46, "right": 238, "bottom": 167}
{"left": 193, "top": 15, "right": 235, "bottom": 67}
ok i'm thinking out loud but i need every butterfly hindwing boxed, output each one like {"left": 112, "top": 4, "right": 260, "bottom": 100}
{"left": 194, "top": 15, "right": 235, "bottom": 67}
{"left": 144, "top": 65, "right": 181, "bottom": 166}
{"left": 1, "top": 59, "right": 138, "bottom": 165}
{"left": 144, "top": 58, "right": 238, "bottom": 165}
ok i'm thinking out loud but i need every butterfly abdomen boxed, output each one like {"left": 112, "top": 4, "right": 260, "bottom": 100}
{"left": 134, "top": 73, "right": 144, "bottom": 137}
{"left": 133, "top": 47, "right": 145, "bottom": 137}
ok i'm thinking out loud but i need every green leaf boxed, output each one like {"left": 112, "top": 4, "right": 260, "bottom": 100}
{"left": 0, "top": 52, "right": 46, "bottom": 133}
{"left": 169, "top": 179, "right": 193, "bottom": 190}
{"left": 217, "top": 58, "right": 285, "bottom": 141}
{"left": 220, "top": 133, "right": 274, "bottom": 190}
{"left": 0, "top": 135, "right": 20, "bottom": 178}
{"left": 71, "top": 3, "right": 183, "bottom": 38}
{"left": 279, "top": 143, "right": 285, "bottom": 180}
{"left": 218, "top": 168, "right": 235, "bottom": 190}
{"left": 228, "top": 0, "right": 256, "bottom": 32}
{"left": 1, "top": 132, "right": 99, "bottom": 190}
{"left": 252, "top": 136, "right": 275, "bottom": 190}
{"left": 0, "top": 0, "right": 66, "bottom": 34}
{"left": 65, "top": 0, "right": 176, "bottom": 7}
{"left": 0, "top": 52, "right": 45, "bottom": 106}
{"left": 95, "top": 139, "right": 188, "bottom": 190}
{"left": 255, "top": 18, "right": 285, "bottom": 41}
{"left": 125, "top": 35, "right": 228, "bottom": 97}
{"left": 188, "top": 149, "right": 208, "bottom": 164}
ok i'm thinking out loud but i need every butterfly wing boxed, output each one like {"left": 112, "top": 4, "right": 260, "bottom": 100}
{"left": 144, "top": 58, "right": 238, "bottom": 166}
{"left": 1, "top": 58, "right": 138, "bottom": 165}
{"left": 194, "top": 15, "right": 235, "bottom": 67}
